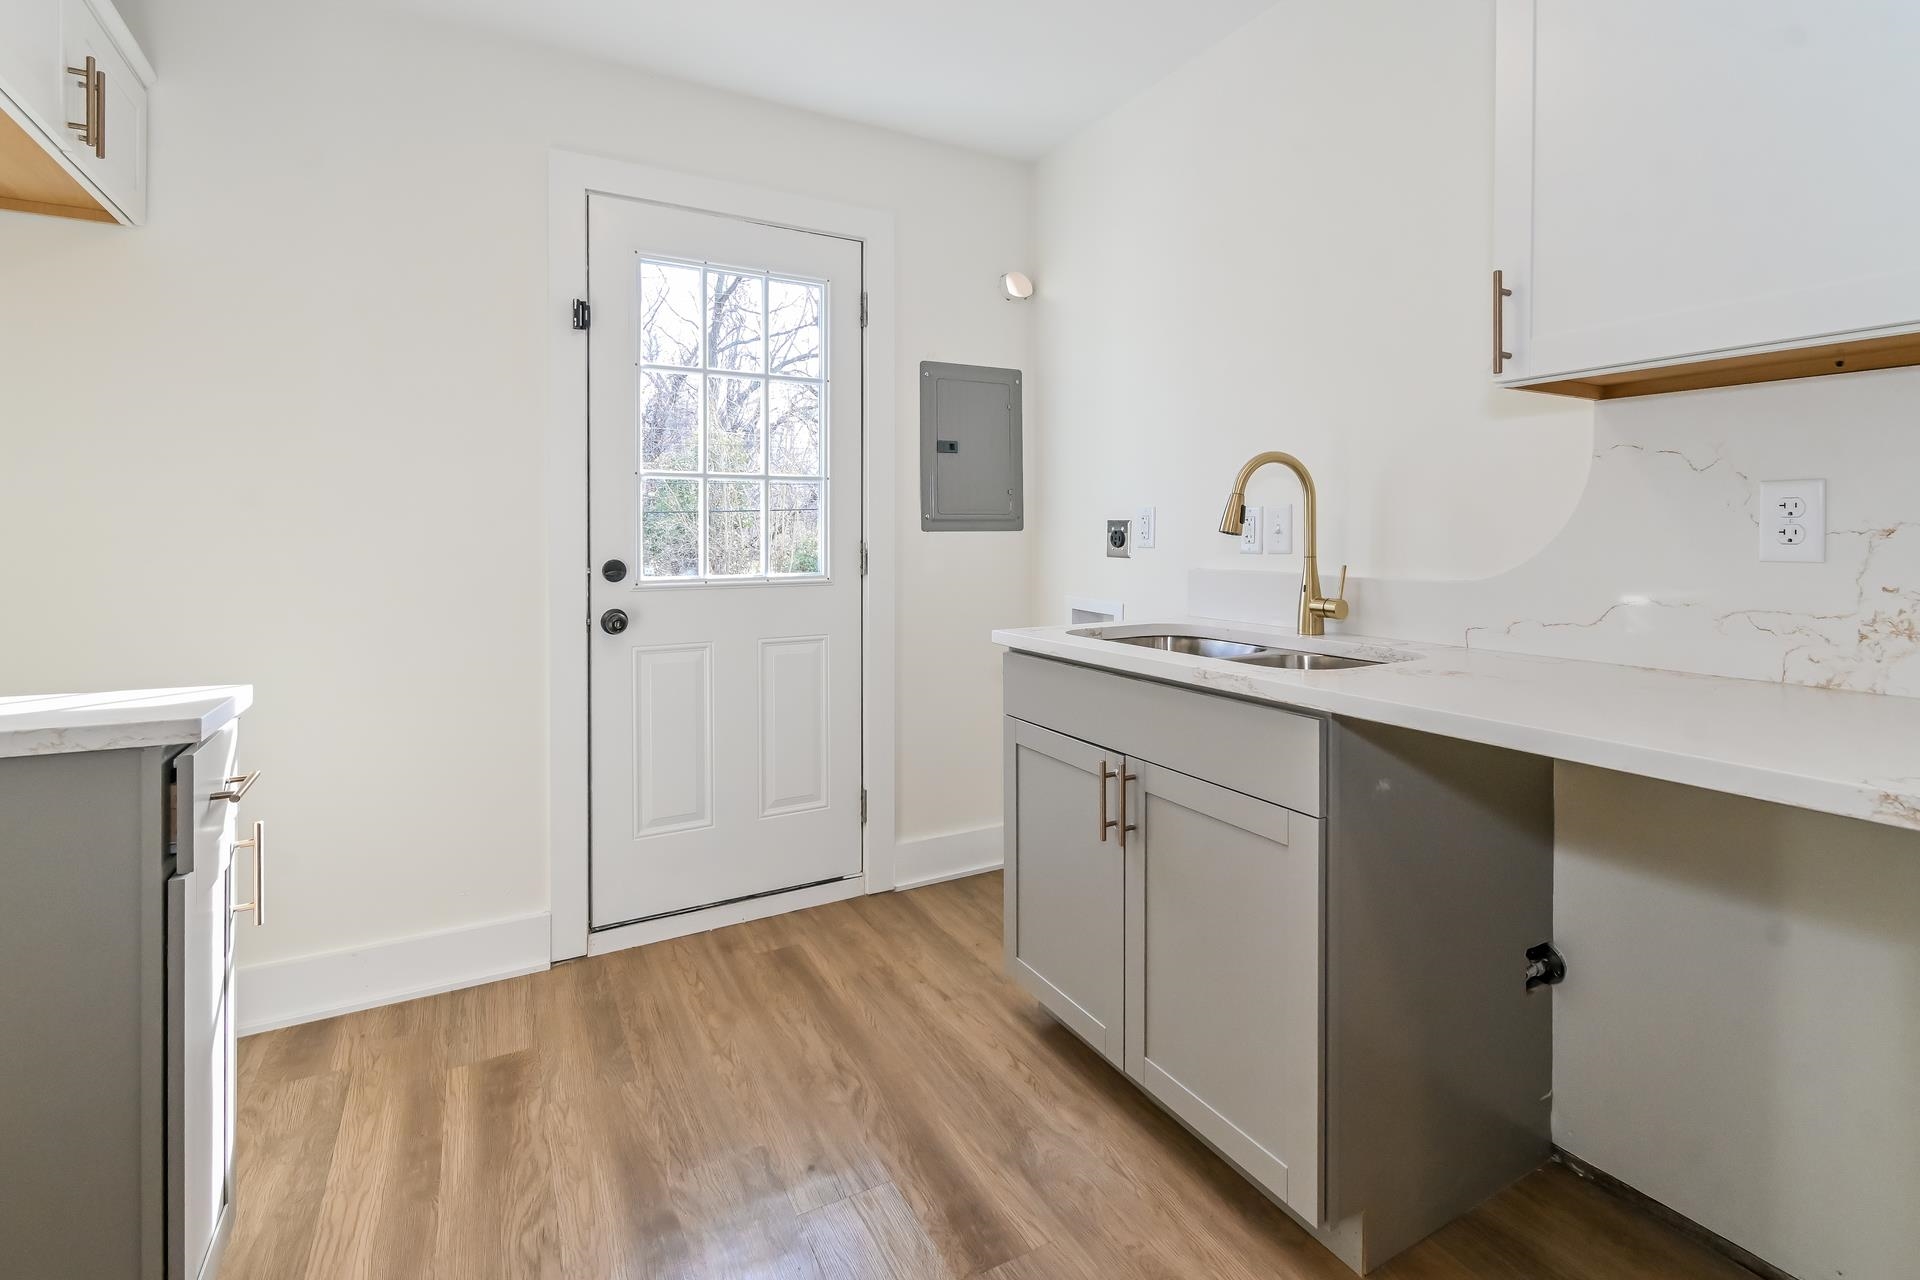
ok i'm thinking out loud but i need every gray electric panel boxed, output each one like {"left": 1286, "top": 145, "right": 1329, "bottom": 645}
{"left": 920, "top": 361, "right": 1022, "bottom": 531}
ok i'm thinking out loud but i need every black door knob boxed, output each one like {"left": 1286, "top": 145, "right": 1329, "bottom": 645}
{"left": 601, "top": 558, "right": 627, "bottom": 583}
{"left": 600, "top": 609, "right": 629, "bottom": 635}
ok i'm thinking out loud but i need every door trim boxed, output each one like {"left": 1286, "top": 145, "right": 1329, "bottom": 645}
{"left": 545, "top": 149, "right": 900, "bottom": 961}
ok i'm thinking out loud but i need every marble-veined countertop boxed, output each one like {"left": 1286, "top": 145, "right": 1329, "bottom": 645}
{"left": 0, "top": 686, "right": 254, "bottom": 758}
{"left": 993, "top": 619, "right": 1920, "bottom": 833}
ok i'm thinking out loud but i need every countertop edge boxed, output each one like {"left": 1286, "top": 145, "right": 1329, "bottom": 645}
{"left": 0, "top": 686, "right": 256, "bottom": 759}
{"left": 994, "top": 628, "right": 1920, "bottom": 835}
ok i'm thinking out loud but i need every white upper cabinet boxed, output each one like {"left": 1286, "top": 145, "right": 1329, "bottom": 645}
{"left": 0, "top": 0, "right": 151, "bottom": 224}
{"left": 1493, "top": 1, "right": 1920, "bottom": 397}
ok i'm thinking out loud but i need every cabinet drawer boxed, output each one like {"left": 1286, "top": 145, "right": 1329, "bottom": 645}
{"left": 1004, "top": 653, "right": 1323, "bottom": 816}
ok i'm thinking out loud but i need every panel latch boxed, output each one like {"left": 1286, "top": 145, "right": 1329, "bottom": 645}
{"left": 1525, "top": 942, "right": 1567, "bottom": 992}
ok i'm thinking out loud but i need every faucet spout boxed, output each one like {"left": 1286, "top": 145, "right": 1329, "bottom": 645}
{"left": 1218, "top": 451, "right": 1347, "bottom": 636}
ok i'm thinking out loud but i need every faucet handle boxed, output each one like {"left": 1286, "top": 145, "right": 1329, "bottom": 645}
{"left": 1324, "top": 564, "right": 1351, "bottom": 622}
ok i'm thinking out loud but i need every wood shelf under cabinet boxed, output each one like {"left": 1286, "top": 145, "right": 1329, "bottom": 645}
{"left": 1512, "top": 331, "right": 1920, "bottom": 401}
{"left": 0, "top": 104, "right": 115, "bottom": 223}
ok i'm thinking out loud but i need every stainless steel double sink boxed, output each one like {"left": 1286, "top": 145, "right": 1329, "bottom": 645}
{"left": 1081, "top": 632, "right": 1382, "bottom": 671}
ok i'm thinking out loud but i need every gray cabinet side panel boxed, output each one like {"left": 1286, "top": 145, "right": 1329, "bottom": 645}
{"left": 0, "top": 748, "right": 166, "bottom": 1280}
{"left": 1324, "top": 719, "right": 1554, "bottom": 1268}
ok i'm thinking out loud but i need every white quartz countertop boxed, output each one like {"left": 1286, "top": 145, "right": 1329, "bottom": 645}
{"left": 993, "top": 620, "right": 1920, "bottom": 833}
{"left": 0, "top": 686, "right": 254, "bottom": 759}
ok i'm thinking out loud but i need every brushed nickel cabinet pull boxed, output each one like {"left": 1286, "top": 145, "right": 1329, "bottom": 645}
{"left": 93, "top": 65, "right": 105, "bottom": 159}
{"left": 232, "top": 821, "right": 265, "bottom": 926}
{"left": 211, "top": 769, "right": 262, "bottom": 802}
{"left": 1098, "top": 759, "right": 1115, "bottom": 842}
{"left": 65, "top": 56, "right": 98, "bottom": 154}
{"left": 1117, "top": 770, "right": 1139, "bottom": 850}
{"left": 1493, "top": 269, "right": 1513, "bottom": 374}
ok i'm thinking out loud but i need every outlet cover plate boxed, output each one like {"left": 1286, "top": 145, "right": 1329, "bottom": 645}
{"left": 1135, "top": 505, "right": 1156, "bottom": 550}
{"left": 1758, "top": 479, "right": 1825, "bottom": 563}
{"left": 1106, "top": 518, "right": 1132, "bottom": 558}
{"left": 1239, "top": 505, "right": 1264, "bottom": 555}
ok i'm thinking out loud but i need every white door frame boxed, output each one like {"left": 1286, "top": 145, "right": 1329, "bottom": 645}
{"left": 545, "top": 149, "right": 899, "bottom": 961}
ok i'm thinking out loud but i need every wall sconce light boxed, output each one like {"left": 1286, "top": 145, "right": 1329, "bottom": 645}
{"left": 1002, "top": 271, "right": 1035, "bottom": 301}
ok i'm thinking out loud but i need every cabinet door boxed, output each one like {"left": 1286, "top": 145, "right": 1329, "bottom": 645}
{"left": 57, "top": 0, "right": 145, "bottom": 221}
{"left": 1494, "top": 0, "right": 1920, "bottom": 382}
{"left": 1003, "top": 718, "right": 1126, "bottom": 1065}
{"left": 169, "top": 725, "right": 239, "bottom": 1280}
{"left": 0, "top": 0, "right": 62, "bottom": 134}
{"left": 1126, "top": 761, "right": 1323, "bottom": 1222}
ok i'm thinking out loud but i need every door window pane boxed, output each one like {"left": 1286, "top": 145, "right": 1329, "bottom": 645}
{"left": 642, "top": 478, "right": 700, "bottom": 579}
{"left": 640, "top": 260, "right": 702, "bottom": 368}
{"left": 632, "top": 257, "right": 830, "bottom": 582}
{"left": 767, "top": 382, "right": 822, "bottom": 477}
{"left": 706, "top": 377, "right": 764, "bottom": 474}
{"left": 769, "top": 482, "right": 822, "bottom": 576}
{"left": 640, "top": 371, "right": 700, "bottom": 471}
{"left": 706, "top": 270, "right": 764, "bottom": 373}
{"left": 706, "top": 480, "right": 763, "bottom": 577}
{"left": 768, "top": 279, "right": 822, "bottom": 378}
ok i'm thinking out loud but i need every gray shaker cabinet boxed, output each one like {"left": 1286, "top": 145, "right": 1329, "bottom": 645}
{"left": 1002, "top": 652, "right": 1554, "bottom": 1275}
{"left": 1004, "top": 712, "right": 1322, "bottom": 1223}
{"left": 1, "top": 709, "right": 251, "bottom": 1280}
{"left": 1125, "top": 761, "right": 1323, "bottom": 1223}
{"left": 1003, "top": 719, "right": 1125, "bottom": 1066}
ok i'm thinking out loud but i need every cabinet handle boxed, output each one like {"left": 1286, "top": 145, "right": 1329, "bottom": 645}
{"left": 232, "top": 821, "right": 265, "bottom": 927}
{"left": 1492, "top": 269, "right": 1513, "bottom": 374}
{"left": 64, "top": 57, "right": 106, "bottom": 159}
{"left": 211, "top": 769, "right": 262, "bottom": 803}
{"left": 1098, "top": 759, "right": 1115, "bottom": 842}
{"left": 1117, "top": 769, "right": 1139, "bottom": 850}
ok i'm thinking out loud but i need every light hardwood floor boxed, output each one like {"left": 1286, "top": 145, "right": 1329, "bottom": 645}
{"left": 229, "top": 873, "right": 1754, "bottom": 1279}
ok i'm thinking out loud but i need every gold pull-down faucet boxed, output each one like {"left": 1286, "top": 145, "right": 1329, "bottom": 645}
{"left": 1218, "top": 451, "right": 1349, "bottom": 637}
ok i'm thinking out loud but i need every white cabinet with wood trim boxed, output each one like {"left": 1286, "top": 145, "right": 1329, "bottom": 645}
{"left": 0, "top": 0, "right": 151, "bottom": 224}
{"left": 1493, "top": 0, "right": 1920, "bottom": 400}
{"left": 1002, "top": 652, "right": 1555, "bottom": 1275}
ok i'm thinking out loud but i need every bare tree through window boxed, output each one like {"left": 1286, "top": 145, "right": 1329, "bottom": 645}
{"left": 636, "top": 257, "right": 828, "bottom": 579}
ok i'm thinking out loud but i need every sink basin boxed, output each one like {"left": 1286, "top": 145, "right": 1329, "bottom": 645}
{"left": 1076, "top": 630, "right": 1384, "bottom": 671}
{"left": 1101, "top": 634, "right": 1270, "bottom": 659}
{"left": 1228, "top": 650, "right": 1379, "bottom": 671}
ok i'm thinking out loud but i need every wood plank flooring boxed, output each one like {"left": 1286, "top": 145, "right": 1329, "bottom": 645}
{"left": 228, "top": 873, "right": 1756, "bottom": 1279}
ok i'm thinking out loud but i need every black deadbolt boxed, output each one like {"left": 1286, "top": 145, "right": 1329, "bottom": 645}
{"left": 601, "top": 558, "right": 628, "bottom": 583}
{"left": 600, "top": 609, "right": 629, "bottom": 635}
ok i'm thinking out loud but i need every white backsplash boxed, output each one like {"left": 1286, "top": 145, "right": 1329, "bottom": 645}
{"left": 1193, "top": 366, "right": 1920, "bottom": 698}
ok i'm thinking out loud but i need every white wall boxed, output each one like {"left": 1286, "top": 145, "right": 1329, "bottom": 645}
{"left": 1031, "top": 2, "right": 1920, "bottom": 1275}
{"left": 1555, "top": 767, "right": 1920, "bottom": 1280}
{"left": 1030, "top": 0, "right": 1592, "bottom": 626}
{"left": 0, "top": 0, "right": 1030, "bottom": 970}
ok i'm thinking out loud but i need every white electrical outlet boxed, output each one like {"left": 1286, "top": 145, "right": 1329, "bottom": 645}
{"left": 1758, "top": 479, "right": 1826, "bottom": 563}
{"left": 1135, "top": 505, "right": 1157, "bottom": 550}
{"left": 1239, "top": 505, "right": 1264, "bottom": 555}
{"left": 1265, "top": 502, "right": 1294, "bottom": 556}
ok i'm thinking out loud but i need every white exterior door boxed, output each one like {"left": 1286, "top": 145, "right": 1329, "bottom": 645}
{"left": 587, "top": 193, "right": 864, "bottom": 928}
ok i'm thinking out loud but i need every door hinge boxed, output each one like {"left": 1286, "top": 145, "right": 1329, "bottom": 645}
{"left": 860, "top": 789, "right": 869, "bottom": 824}
{"left": 571, "top": 299, "right": 591, "bottom": 330}
{"left": 859, "top": 291, "right": 869, "bottom": 329}
{"left": 859, "top": 540, "right": 869, "bottom": 577}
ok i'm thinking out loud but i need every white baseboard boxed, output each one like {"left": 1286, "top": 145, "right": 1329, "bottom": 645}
{"left": 894, "top": 824, "right": 1003, "bottom": 890}
{"left": 236, "top": 911, "right": 551, "bottom": 1037}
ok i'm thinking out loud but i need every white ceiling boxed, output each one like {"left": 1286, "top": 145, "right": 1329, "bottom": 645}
{"left": 409, "top": 0, "right": 1280, "bottom": 158}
